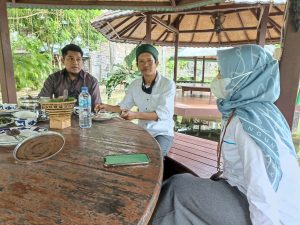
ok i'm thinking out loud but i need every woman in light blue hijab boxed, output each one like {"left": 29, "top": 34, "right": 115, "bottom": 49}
{"left": 150, "top": 45, "right": 300, "bottom": 225}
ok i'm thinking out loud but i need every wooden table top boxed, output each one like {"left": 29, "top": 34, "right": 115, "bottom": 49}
{"left": 180, "top": 84, "right": 211, "bottom": 95}
{"left": 174, "top": 94, "right": 221, "bottom": 121}
{"left": 179, "top": 83, "right": 210, "bottom": 88}
{"left": 0, "top": 118, "right": 163, "bottom": 225}
{"left": 180, "top": 83, "right": 211, "bottom": 89}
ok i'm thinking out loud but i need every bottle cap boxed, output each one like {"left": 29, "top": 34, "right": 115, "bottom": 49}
{"left": 81, "top": 86, "right": 88, "bottom": 92}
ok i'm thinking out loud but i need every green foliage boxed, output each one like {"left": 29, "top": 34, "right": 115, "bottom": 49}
{"left": 124, "top": 46, "right": 138, "bottom": 69}
{"left": 103, "top": 47, "right": 140, "bottom": 98}
{"left": 12, "top": 36, "right": 53, "bottom": 90}
{"left": 177, "top": 76, "right": 193, "bottom": 81}
{"left": 105, "top": 65, "right": 140, "bottom": 99}
{"left": 8, "top": 8, "right": 105, "bottom": 90}
{"left": 166, "top": 57, "right": 189, "bottom": 77}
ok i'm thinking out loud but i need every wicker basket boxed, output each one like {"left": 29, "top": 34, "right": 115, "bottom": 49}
{"left": 41, "top": 100, "right": 76, "bottom": 129}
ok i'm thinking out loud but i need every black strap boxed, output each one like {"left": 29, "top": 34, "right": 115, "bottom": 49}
{"left": 210, "top": 109, "right": 236, "bottom": 181}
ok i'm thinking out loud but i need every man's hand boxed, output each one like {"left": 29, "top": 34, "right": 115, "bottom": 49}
{"left": 94, "top": 103, "right": 107, "bottom": 113}
{"left": 94, "top": 104, "right": 122, "bottom": 114}
{"left": 120, "top": 109, "right": 136, "bottom": 120}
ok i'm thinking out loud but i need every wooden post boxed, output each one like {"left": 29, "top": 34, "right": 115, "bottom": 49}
{"left": 256, "top": 5, "right": 270, "bottom": 46}
{"left": 276, "top": 0, "right": 300, "bottom": 129}
{"left": 146, "top": 14, "right": 152, "bottom": 44}
{"left": 193, "top": 57, "right": 197, "bottom": 81}
{"left": 201, "top": 56, "right": 205, "bottom": 83}
{"left": 0, "top": 0, "right": 17, "bottom": 103}
{"left": 173, "top": 33, "right": 179, "bottom": 83}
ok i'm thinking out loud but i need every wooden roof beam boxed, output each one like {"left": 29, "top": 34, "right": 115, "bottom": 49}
{"left": 106, "top": 22, "right": 120, "bottom": 39}
{"left": 142, "top": 14, "right": 164, "bottom": 43}
{"left": 162, "top": 31, "right": 171, "bottom": 42}
{"left": 112, "top": 17, "right": 144, "bottom": 39}
{"left": 273, "top": 5, "right": 284, "bottom": 14}
{"left": 208, "top": 32, "right": 214, "bottom": 44}
{"left": 191, "top": 14, "right": 200, "bottom": 42}
{"left": 145, "top": 14, "right": 152, "bottom": 44}
{"left": 152, "top": 16, "right": 179, "bottom": 34}
{"left": 222, "top": 29, "right": 231, "bottom": 43}
{"left": 267, "top": 28, "right": 271, "bottom": 39}
{"left": 115, "top": 37, "right": 280, "bottom": 46}
{"left": 256, "top": 7, "right": 264, "bottom": 28}
{"left": 268, "top": 17, "right": 282, "bottom": 34}
{"left": 217, "top": 33, "right": 221, "bottom": 45}
{"left": 162, "top": 14, "right": 183, "bottom": 42}
{"left": 99, "top": 16, "right": 133, "bottom": 34}
{"left": 157, "top": 31, "right": 168, "bottom": 42}
{"left": 237, "top": 12, "right": 250, "bottom": 41}
{"left": 180, "top": 26, "right": 274, "bottom": 33}
{"left": 125, "top": 18, "right": 146, "bottom": 42}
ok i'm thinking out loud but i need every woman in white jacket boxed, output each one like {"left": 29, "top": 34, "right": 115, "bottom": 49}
{"left": 150, "top": 45, "right": 300, "bottom": 225}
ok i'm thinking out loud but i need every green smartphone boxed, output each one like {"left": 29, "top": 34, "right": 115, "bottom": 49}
{"left": 103, "top": 153, "right": 150, "bottom": 167}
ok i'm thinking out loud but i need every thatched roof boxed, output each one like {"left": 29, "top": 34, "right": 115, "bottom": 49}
{"left": 91, "top": 2, "right": 286, "bottom": 47}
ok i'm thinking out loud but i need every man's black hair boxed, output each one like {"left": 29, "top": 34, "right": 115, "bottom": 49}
{"left": 61, "top": 44, "right": 83, "bottom": 57}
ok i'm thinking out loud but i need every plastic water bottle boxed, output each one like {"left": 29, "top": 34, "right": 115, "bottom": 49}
{"left": 79, "top": 86, "right": 92, "bottom": 128}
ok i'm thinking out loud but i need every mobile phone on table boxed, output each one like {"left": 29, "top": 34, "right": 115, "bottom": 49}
{"left": 103, "top": 153, "right": 150, "bottom": 167}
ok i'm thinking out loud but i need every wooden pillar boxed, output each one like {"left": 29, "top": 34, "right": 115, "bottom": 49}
{"left": 0, "top": 0, "right": 17, "bottom": 103}
{"left": 201, "top": 56, "right": 205, "bottom": 83}
{"left": 275, "top": 0, "right": 300, "bottom": 129}
{"left": 145, "top": 14, "right": 152, "bottom": 44}
{"left": 193, "top": 57, "right": 197, "bottom": 81}
{"left": 256, "top": 5, "right": 270, "bottom": 46}
{"left": 173, "top": 33, "right": 179, "bottom": 83}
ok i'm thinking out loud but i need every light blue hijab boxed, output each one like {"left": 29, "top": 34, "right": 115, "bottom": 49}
{"left": 217, "top": 44, "right": 297, "bottom": 191}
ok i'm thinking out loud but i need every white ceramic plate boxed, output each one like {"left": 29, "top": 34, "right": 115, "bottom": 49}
{"left": 0, "top": 110, "right": 18, "bottom": 116}
{"left": 12, "top": 110, "right": 38, "bottom": 119}
{"left": 92, "top": 112, "right": 119, "bottom": 121}
{"left": 0, "top": 127, "right": 48, "bottom": 147}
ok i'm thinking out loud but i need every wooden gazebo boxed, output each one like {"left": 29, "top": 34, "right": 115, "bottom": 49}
{"left": 91, "top": 2, "right": 285, "bottom": 81}
{"left": 0, "top": 0, "right": 300, "bottom": 128}
{"left": 91, "top": 3, "right": 286, "bottom": 47}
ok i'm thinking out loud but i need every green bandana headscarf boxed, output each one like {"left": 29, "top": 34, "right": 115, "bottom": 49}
{"left": 136, "top": 44, "right": 159, "bottom": 62}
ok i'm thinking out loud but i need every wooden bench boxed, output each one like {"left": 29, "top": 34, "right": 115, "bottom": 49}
{"left": 164, "top": 132, "right": 219, "bottom": 179}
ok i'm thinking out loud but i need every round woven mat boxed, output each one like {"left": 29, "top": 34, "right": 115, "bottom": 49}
{"left": 13, "top": 131, "right": 65, "bottom": 163}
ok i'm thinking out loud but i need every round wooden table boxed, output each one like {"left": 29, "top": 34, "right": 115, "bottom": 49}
{"left": 0, "top": 118, "right": 163, "bottom": 225}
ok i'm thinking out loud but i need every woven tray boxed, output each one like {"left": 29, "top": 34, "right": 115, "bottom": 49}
{"left": 13, "top": 131, "right": 65, "bottom": 163}
{"left": 41, "top": 99, "right": 76, "bottom": 116}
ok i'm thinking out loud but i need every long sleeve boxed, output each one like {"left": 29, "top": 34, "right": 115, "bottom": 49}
{"left": 38, "top": 75, "right": 55, "bottom": 98}
{"left": 234, "top": 121, "right": 281, "bottom": 225}
{"left": 155, "top": 80, "right": 175, "bottom": 121}
{"left": 118, "top": 82, "right": 135, "bottom": 110}
{"left": 89, "top": 79, "right": 101, "bottom": 110}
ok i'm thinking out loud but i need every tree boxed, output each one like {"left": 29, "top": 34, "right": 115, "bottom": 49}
{"left": 8, "top": 8, "right": 105, "bottom": 90}
{"left": 103, "top": 46, "right": 140, "bottom": 98}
